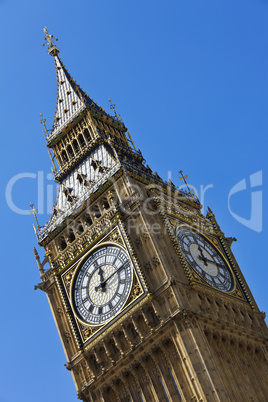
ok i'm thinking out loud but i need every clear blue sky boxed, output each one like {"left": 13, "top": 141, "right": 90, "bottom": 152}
{"left": 1, "top": 1, "right": 267, "bottom": 401}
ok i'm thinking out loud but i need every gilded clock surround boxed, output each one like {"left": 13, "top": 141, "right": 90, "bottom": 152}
{"left": 176, "top": 226, "right": 235, "bottom": 293}
{"left": 34, "top": 29, "right": 268, "bottom": 402}
{"left": 60, "top": 228, "right": 149, "bottom": 345}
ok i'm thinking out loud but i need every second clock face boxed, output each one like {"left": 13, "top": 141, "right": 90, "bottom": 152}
{"left": 176, "top": 227, "right": 233, "bottom": 292}
{"left": 72, "top": 244, "right": 133, "bottom": 325}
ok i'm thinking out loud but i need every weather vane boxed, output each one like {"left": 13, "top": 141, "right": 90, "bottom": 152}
{"left": 43, "top": 27, "right": 60, "bottom": 55}
{"left": 178, "top": 170, "right": 197, "bottom": 198}
{"left": 29, "top": 202, "right": 41, "bottom": 233}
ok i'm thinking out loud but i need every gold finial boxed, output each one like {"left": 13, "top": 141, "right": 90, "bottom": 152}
{"left": 40, "top": 113, "right": 48, "bottom": 138}
{"left": 40, "top": 114, "right": 57, "bottom": 172}
{"left": 108, "top": 99, "right": 124, "bottom": 122}
{"left": 43, "top": 27, "right": 60, "bottom": 56}
{"left": 178, "top": 170, "right": 197, "bottom": 198}
{"left": 29, "top": 202, "right": 41, "bottom": 231}
{"left": 108, "top": 99, "right": 138, "bottom": 152}
{"left": 108, "top": 99, "right": 118, "bottom": 118}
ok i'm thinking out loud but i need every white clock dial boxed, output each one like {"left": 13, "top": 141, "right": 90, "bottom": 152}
{"left": 72, "top": 244, "right": 133, "bottom": 325}
{"left": 177, "top": 228, "right": 233, "bottom": 292}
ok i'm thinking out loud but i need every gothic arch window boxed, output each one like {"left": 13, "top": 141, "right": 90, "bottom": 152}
{"left": 67, "top": 144, "right": 74, "bottom": 159}
{"left": 84, "top": 128, "right": 91, "bottom": 143}
{"left": 78, "top": 133, "right": 86, "bottom": 148}
{"left": 58, "top": 237, "right": 67, "bottom": 251}
{"left": 102, "top": 197, "right": 110, "bottom": 210}
{"left": 76, "top": 222, "right": 84, "bottom": 235}
{"left": 93, "top": 204, "right": 101, "bottom": 219}
{"left": 131, "top": 326, "right": 139, "bottom": 339}
{"left": 73, "top": 139, "right": 80, "bottom": 154}
{"left": 67, "top": 229, "right": 76, "bottom": 243}
{"left": 93, "top": 359, "right": 98, "bottom": 370}
{"left": 61, "top": 150, "right": 68, "bottom": 163}
{"left": 112, "top": 342, "right": 120, "bottom": 356}
{"left": 151, "top": 309, "right": 159, "bottom": 325}
{"left": 85, "top": 214, "right": 93, "bottom": 226}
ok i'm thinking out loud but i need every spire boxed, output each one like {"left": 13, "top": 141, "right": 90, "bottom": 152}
{"left": 43, "top": 27, "right": 119, "bottom": 144}
{"left": 50, "top": 55, "right": 87, "bottom": 138}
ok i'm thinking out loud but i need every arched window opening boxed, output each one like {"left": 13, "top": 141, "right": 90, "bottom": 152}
{"left": 67, "top": 229, "right": 76, "bottom": 243}
{"left": 67, "top": 144, "right": 74, "bottom": 159}
{"left": 73, "top": 139, "right": 79, "bottom": 153}
{"left": 84, "top": 128, "right": 91, "bottom": 142}
{"left": 85, "top": 215, "right": 93, "bottom": 226}
{"left": 151, "top": 310, "right": 159, "bottom": 324}
{"left": 93, "top": 204, "right": 101, "bottom": 219}
{"left": 59, "top": 237, "right": 67, "bottom": 251}
{"left": 61, "top": 150, "right": 68, "bottom": 163}
{"left": 102, "top": 198, "right": 110, "bottom": 210}
{"left": 112, "top": 343, "right": 119, "bottom": 355}
{"left": 76, "top": 223, "right": 84, "bottom": 235}
{"left": 78, "top": 134, "right": 86, "bottom": 148}
{"left": 131, "top": 326, "right": 138, "bottom": 339}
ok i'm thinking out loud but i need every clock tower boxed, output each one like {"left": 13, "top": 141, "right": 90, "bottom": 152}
{"left": 34, "top": 29, "right": 268, "bottom": 401}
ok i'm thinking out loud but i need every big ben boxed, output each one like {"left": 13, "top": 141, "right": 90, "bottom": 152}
{"left": 33, "top": 28, "right": 268, "bottom": 401}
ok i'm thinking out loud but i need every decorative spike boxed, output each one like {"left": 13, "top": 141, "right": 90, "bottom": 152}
{"left": 29, "top": 202, "right": 41, "bottom": 231}
{"left": 40, "top": 114, "right": 57, "bottom": 172}
{"left": 34, "top": 247, "right": 45, "bottom": 275}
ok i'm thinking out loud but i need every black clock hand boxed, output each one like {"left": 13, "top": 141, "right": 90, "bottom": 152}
{"left": 95, "top": 261, "right": 129, "bottom": 292}
{"left": 97, "top": 267, "right": 106, "bottom": 293}
{"left": 198, "top": 246, "right": 208, "bottom": 266}
{"left": 198, "top": 255, "right": 226, "bottom": 269}
{"left": 98, "top": 267, "right": 105, "bottom": 282}
{"left": 208, "top": 260, "right": 227, "bottom": 269}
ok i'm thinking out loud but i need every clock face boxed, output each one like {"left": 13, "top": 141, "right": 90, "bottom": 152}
{"left": 72, "top": 244, "right": 133, "bottom": 325}
{"left": 176, "top": 228, "right": 233, "bottom": 292}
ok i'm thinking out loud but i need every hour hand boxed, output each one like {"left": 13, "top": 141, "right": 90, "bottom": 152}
{"left": 198, "top": 246, "right": 208, "bottom": 266}
{"left": 205, "top": 259, "right": 226, "bottom": 269}
{"left": 95, "top": 268, "right": 106, "bottom": 292}
{"left": 98, "top": 267, "right": 105, "bottom": 283}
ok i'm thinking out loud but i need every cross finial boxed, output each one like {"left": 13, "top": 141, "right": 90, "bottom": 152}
{"left": 29, "top": 202, "right": 41, "bottom": 231}
{"left": 108, "top": 99, "right": 117, "bottom": 117}
{"left": 40, "top": 113, "right": 48, "bottom": 137}
{"left": 108, "top": 99, "right": 137, "bottom": 151}
{"left": 178, "top": 170, "right": 196, "bottom": 198}
{"left": 108, "top": 99, "right": 124, "bottom": 122}
{"left": 43, "top": 27, "right": 60, "bottom": 56}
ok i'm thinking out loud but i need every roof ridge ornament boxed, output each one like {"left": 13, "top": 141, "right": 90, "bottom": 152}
{"left": 43, "top": 27, "right": 60, "bottom": 56}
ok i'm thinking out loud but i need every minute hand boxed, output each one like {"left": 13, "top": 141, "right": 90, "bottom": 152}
{"left": 199, "top": 256, "right": 226, "bottom": 269}
{"left": 95, "top": 261, "right": 129, "bottom": 291}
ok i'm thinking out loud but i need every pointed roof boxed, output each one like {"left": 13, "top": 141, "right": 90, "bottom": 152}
{"left": 51, "top": 55, "right": 87, "bottom": 137}
{"left": 43, "top": 27, "right": 122, "bottom": 144}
